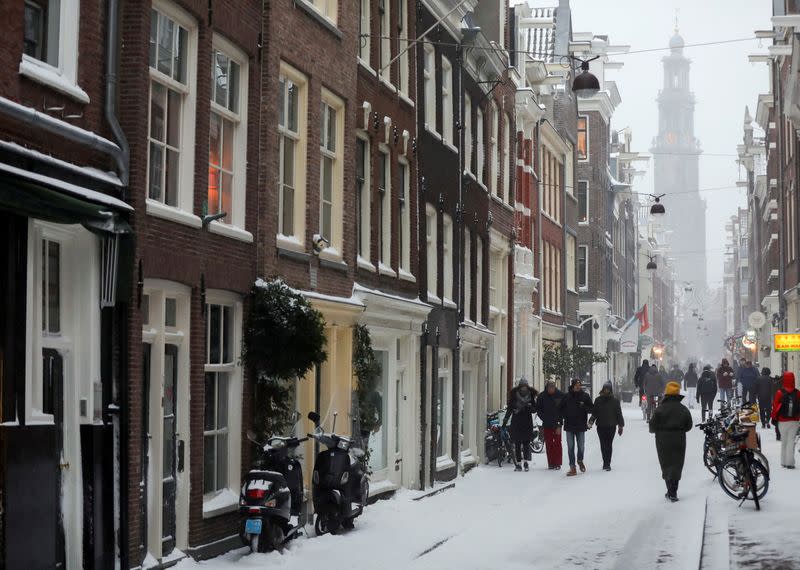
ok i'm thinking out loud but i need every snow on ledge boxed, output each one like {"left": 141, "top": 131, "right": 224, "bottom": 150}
{"left": 203, "top": 488, "right": 239, "bottom": 518}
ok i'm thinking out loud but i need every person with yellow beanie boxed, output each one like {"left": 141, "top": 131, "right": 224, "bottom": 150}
{"left": 649, "top": 381, "right": 693, "bottom": 502}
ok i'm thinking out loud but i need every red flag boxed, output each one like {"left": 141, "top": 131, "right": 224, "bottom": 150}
{"left": 637, "top": 304, "right": 650, "bottom": 333}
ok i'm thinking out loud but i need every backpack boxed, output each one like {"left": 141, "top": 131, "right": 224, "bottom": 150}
{"left": 780, "top": 389, "right": 800, "bottom": 418}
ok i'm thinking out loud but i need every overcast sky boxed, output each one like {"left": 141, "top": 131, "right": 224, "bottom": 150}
{"left": 566, "top": 0, "right": 772, "bottom": 288}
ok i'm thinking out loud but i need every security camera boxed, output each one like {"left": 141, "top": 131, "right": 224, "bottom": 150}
{"left": 312, "top": 234, "right": 329, "bottom": 255}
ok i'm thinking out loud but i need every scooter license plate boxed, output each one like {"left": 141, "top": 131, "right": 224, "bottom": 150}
{"left": 245, "top": 518, "right": 262, "bottom": 535}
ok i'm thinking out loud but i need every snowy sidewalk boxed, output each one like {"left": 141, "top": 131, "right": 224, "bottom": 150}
{"left": 176, "top": 404, "right": 784, "bottom": 570}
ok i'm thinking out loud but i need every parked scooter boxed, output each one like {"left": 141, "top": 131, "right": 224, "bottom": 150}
{"left": 307, "top": 411, "right": 369, "bottom": 535}
{"left": 239, "top": 430, "right": 307, "bottom": 552}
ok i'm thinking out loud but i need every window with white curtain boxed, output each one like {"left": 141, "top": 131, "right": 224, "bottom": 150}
{"left": 503, "top": 114, "right": 511, "bottom": 205}
{"left": 443, "top": 214, "right": 453, "bottom": 304}
{"left": 278, "top": 63, "right": 308, "bottom": 244}
{"left": 477, "top": 108, "right": 484, "bottom": 185}
{"left": 423, "top": 44, "right": 436, "bottom": 132}
{"left": 464, "top": 94, "right": 473, "bottom": 173}
{"left": 464, "top": 229, "right": 472, "bottom": 321}
{"left": 490, "top": 102, "right": 499, "bottom": 197}
{"left": 426, "top": 204, "right": 438, "bottom": 300}
{"left": 442, "top": 56, "right": 453, "bottom": 146}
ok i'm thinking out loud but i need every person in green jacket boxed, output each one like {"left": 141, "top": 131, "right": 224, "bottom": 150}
{"left": 649, "top": 381, "right": 693, "bottom": 502}
{"left": 588, "top": 381, "right": 625, "bottom": 471}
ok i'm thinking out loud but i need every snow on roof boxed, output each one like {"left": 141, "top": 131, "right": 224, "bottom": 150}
{"left": 0, "top": 141, "right": 123, "bottom": 187}
{"left": 0, "top": 160, "right": 132, "bottom": 211}
{"left": 525, "top": 8, "right": 556, "bottom": 63}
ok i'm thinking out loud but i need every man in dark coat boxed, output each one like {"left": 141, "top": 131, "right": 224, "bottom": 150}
{"left": 738, "top": 360, "right": 758, "bottom": 404}
{"left": 502, "top": 378, "right": 537, "bottom": 471}
{"left": 536, "top": 381, "right": 563, "bottom": 470}
{"left": 643, "top": 364, "right": 664, "bottom": 421}
{"left": 650, "top": 381, "right": 693, "bottom": 502}
{"left": 558, "top": 378, "right": 594, "bottom": 476}
{"left": 667, "top": 364, "right": 684, "bottom": 387}
{"left": 716, "top": 359, "right": 734, "bottom": 402}
{"left": 756, "top": 367, "right": 775, "bottom": 428}
{"left": 589, "top": 381, "right": 625, "bottom": 471}
{"left": 633, "top": 359, "right": 650, "bottom": 398}
{"left": 683, "top": 363, "right": 698, "bottom": 409}
{"left": 696, "top": 365, "right": 718, "bottom": 421}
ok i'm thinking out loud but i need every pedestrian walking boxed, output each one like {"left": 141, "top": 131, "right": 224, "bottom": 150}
{"left": 771, "top": 372, "right": 800, "bottom": 468}
{"left": 716, "top": 359, "right": 734, "bottom": 402}
{"left": 643, "top": 364, "right": 665, "bottom": 421}
{"left": 536, "top": 380, "right": 563, "bottom": 470}
{"left": 650, "top": 382, "right": 693, "bottom": 502}
{"left": 756, "top": 367, "right": 775, "bottom": 428}
{"left": 696, "top": 365, "right": 718, "bottom": 421}
{"left": 588, "top": 381, "right": 625, "bottom": 471}
{"left": 558, "top": 379, "right": 594, "bottom": 476}
{"left": 683, "top": 363, "right": 698, "bottom": 409}
{"left": 502, "top": 378, "right": 538, "bottom": 472}
{"left": 738, "top": 360, "right": 758, "bottom": 404}
{"left": 667, "top": 363, "right": 684, "bottom": 387}
{"left": 633, "top": 359, "right": 650, "bottom": 398}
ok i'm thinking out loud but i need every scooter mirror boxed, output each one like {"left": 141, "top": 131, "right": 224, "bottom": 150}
{"left": 308, "top": 411, "right": 321, "bottom": 425}
{"left": 246, "top": 429, "right": 262, "bottom": 446}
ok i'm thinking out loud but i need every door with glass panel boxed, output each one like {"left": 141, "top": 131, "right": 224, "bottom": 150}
{"left": 367, "top": 350, "right": 390, "bottom": 480}
{"left": 161, "top": 344, "right": 178, "bottom": 556}
{"left": 392, "top": 339, "right": 406, "bottom": 486}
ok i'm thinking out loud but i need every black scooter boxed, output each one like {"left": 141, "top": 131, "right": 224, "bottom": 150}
{"left": 239, "top": 430, "right": 307, "bottom": 552}
{"left": 307, "top": 411, "right": 369, "bottom": 535}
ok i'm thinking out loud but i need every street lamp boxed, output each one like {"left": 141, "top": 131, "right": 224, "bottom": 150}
{"left": 649, "top": 194, "right": 666, "bottom": 215}
{"left": 571, "top": 56, "right": 600, "bottom": 98}
{"left": 646, "top": 256, "right": 657, "bottom": 270}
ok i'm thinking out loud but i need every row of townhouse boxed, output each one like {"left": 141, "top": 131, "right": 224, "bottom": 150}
{"left": 740, "top": 1, "right": 800, "bottom": 376}
{"left": 0, "top": 0, "right": 647, "bottom": 568}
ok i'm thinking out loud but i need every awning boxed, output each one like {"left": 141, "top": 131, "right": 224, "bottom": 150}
{"left": 0, "top": 161, "right": 131, "bottom": 234}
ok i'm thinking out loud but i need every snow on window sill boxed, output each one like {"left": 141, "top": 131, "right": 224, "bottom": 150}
{"left": 208, "top": 221, "right": 253, "bottom": 243}
{"left": 202, "top": 487, "right": 240, "bottom": 519}
{"left": 276, "top": 233, "right": 306, "bottom": 254}
{"left": 436, "top": 455, "right": 456, "bottom": 472}
{"left": 378, "top": 262, "right": 397, "bottom": 277}
{"left": 146, "top": 199, "right": 202, "bottom": 228}
{"left": 425, "top": 125, "right": 442, "bottom": 140}
{"left": 398, "top": 268, "right": 416, "bottom": 283}
{"left": 358, "top": 59, "right": 377, "bottom": 76}
{"left": 427, "top": 292, "right": 441, "bottom": 304}
{"left": 19, "top": 57, "right": 90, "bottom": 104}
{"left": 379, "top": 76, "right": 397, "bottom": 92}
{"left": 443, "top": 141, "right": 458, "bottom": 154}
{"left": 319, "top": 246, "right": 344, "bottom": 263}
{"left": 443, "top": 297, "right": 457, "bottom": 309}
{"left": 460, "top": 450, "right": 477, "bottom": 466}
{"left": 357, "top": 255, "right": 377, "bottom": 272}
{"left": 399, "top": 92, "right": 415, "bottom": 108}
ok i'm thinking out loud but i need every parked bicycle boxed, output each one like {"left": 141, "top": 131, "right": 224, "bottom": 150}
{"left": 484, "top": 411, "right": 514, "bottom": 466}
{"left": 530, "top": 415, "right": 544, "bottom": 454}
{"left": 717, "top": 428, "right": 769, "bottom": 510}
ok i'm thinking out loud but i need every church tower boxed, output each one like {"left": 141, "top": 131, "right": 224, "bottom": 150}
{"left": 651, "top": 28, "right": 707, "bottom": 287}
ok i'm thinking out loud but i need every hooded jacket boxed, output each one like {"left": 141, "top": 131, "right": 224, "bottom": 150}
{"left": 536, "top": 385, "right": 563, "bottom": 428}
{"left": 696, "top": 369, "right": 718, "bottom": 399}
{"left": 502, "top": 385, "right": 537, "bottom": 440}
{"left": 756, "top": 371, "right": 776, "bottom": 404}
{"left": 716, "top": 360, "right": 734, "bottom": 390}
{"left": 643, "top": 366, "right": 665, "bottom": 396}
{"left": 667, "top": 367, "right": 684, "bottom": 384}
{"left": 771, "top": 372, "right": 800, "bottom": 422}
{"left": 590, "top": 386, "right": 625, "bottom": 428}
{"left": 684, "top": 366, "right": 699, "bottom": 388}
{"left": 649, "top": 394, "right": 693, "bottom": 481}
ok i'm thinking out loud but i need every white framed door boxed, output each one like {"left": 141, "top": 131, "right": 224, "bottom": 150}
{"left": 142, "top": 284, "right": 191, "bottom": 562}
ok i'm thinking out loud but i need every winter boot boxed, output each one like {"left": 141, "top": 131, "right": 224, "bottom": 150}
{"left": 566, "top": 466, "right": 577, "bottom": 477}
{"left": 523, "top": 461, "right": 529, "bottom": 472}
{"left": 603, "top": 464, "right": 611, "bottom": 472}
{"left": 514, "top": 464, "right": 522, "bottom": 472}
{"left": 578, "top": 461, "right": 586, "bottom": 473}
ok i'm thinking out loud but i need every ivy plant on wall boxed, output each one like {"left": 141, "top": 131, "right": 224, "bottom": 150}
{"left": 352, "top": 324, "right": 382, "bottom": 467}
{"left": 243, "top": 278, "right": 327, "bottom": 438}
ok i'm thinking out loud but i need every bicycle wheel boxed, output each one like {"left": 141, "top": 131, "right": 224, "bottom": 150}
{"left": 703, "top": 443, "right": 719, "bottom": 476}
{"left": 531, "top": 435, "right": 544, "bottom": 454}
{"left": 749, "top": 459, "right": 769, "bottom": 501}
{"left": 718, "top": 455, "right": 748, "bottom": 501}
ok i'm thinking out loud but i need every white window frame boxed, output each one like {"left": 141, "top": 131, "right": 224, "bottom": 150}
{"left": 426, "top": 204, "right": 438, "bottom": 301}
{"left": 19, "top": 0, "right": 88, "bottom": 103}
{"left": 464, "top": 229, "right": 472, "bottom": 322}
{"left": 435, "top": 349, "right": 453, "bottom": 466}
{"left": 441, "top": 56, "right": 454, "bottom": 147}
{"left": 208, "top": 34, "right": 250, "bottom": 241}
{"left": 202, "top": 291, "right": 244, "bottom": 517}
{"left": 398, "top": 157, "right": 412, "bottom": 276}
{"left": 277, "top": 62, "right": 308, "bottom": 251}
{"left": 305, "top": 0, "right": 338, "bottom": 26}
{"left": 423, "top": 44, "right": 436, "bottom": 133}
{"left": 398, "top": 0, "right": 409, "bottom": 96}
{"left": 566, "top": 234, "right": 576, "bottom": 292}
{"left": 378, "top": 145, "right": 392, "bottom": 271}
{"left": 443, "top": 213, "right": 454, "bottom": 306}
{"left": 356, "top": 133, "right": 372, "bottom": 267}
{"left": 476, "top": 237, "right": 483, "bottom": 324}
{"left": 358, "top": 0, "right": 370, "bottom": 65}
{"left": 477, "top": 108, "right": 485, "bottom": 187}
{"left": 490, "top": 102, "right": 499, "bottom": 197}
{"left": 503, "top": 114, "right": 512, "bottom": 205}
{"left": 146, "top": 1, "right": 199, "bottom": 226}
{"left": 464, "top": 94, "right": 473, "bottom": 174}
{"left": 578, "top": 244, "right": 588, "bottom": 290}
{"left": 378, "top": 0, "right": 391, "bottom": 83}
{"left": 319, "top": 89, "right": 345, "bottom": 260}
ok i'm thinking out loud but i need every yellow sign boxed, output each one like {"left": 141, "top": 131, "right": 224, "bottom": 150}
{"left": 774, "top": 333, "right": 800, "bottom": 352}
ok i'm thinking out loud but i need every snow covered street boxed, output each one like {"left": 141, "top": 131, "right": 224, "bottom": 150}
{"left": 175, "top": 402, "right": 800, "bottom": 570}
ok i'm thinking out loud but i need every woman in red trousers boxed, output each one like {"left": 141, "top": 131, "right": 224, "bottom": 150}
{"left": 536, "top": 381, "right": 564, "bottom": 469}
